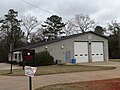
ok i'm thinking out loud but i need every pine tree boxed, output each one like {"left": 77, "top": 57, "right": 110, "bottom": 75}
{"left": 42, "top": 15, "right": 65, "bottom": 40}
{"left": 0, "top": 9, "right": 25, "bottom": 61}
{"left": 0, "top": 9, "right": 24, "bottom": 49}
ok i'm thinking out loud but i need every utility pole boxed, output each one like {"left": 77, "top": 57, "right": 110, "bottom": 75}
{"left": 10, "top": 19, "right": 13, "bottom": 74}
{"left": 119, "top": 31, "right": 120, "bottom": 58}
{"left": 10, "top": 43, "right": 13, "bottom": 74}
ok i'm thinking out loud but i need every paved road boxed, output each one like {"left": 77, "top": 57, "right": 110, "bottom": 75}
{"left": 0, "top": 62, "right": 120, "bottom": 90}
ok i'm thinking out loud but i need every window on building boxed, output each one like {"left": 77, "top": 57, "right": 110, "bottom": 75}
{"left": 19, "top": 54, "right": 21, "bottom": 61}
{"left": 15, "top": 54, "right": 17, "bottom": 59}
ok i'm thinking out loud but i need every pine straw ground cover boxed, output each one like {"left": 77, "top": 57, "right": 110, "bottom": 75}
{"left": 35, "top": 78, "right": 120, "bottom": 90}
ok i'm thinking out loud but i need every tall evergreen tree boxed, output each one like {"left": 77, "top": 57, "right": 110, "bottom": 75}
{"left": 107, "top": 21, "right": 120, "bottom": 59}
{"left": 94, "top": 26, "right": 105, "bottom": 35}
{"left": 0, "top": 9, "right": 24, "bottom": 61}
{"left": 0, "top": 9, "right": 24, "bottom": 49}
{"left": 42, "top": 15, "right": 65, "bottom": 40}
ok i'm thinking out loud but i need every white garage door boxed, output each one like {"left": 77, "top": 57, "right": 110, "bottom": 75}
{"left": 91, "top": 42, "right": 104, "bottom": 62}
{"left": 74, "top": 42, "right": 88, "bottom": 63}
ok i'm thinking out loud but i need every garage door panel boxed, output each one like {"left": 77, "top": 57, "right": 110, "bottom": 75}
{"left": 74, "top": 42, "right": 88, "bottom": 63}
{"left": 91, "top": 42, "right": 104, "bottom": 62}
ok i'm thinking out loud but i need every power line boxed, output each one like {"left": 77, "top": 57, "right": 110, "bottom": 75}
{"left": 21, "top": 0, "right": 68, "bottom": 21}
{"left": 21, "top": 0, "right": 53, "bottom": 14}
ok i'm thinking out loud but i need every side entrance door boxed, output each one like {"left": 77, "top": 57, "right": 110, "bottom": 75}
{"left": 66, "top": 51, "right": 71, "bottom": 63}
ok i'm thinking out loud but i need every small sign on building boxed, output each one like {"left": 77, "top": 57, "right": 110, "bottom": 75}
{"left": 22, "top": 49, "right": 35, "bottom": 66}
{"left": 23, "top": 49, "right": 35, "bottom": 61}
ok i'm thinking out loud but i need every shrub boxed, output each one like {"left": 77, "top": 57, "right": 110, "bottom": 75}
{"left": 34, "top": 50, "right": 54, "bottom": 66}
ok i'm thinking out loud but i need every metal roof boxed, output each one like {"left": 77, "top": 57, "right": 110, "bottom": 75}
{"left": 14, "top": 31, "right": 108, "bottom": 51}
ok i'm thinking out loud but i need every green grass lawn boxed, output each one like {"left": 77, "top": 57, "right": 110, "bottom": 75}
{"left": 109, "top": 59, "right": 120, "bottom": 62}
{"left": 0, "top": 65, "right": 116, "bottom": 76}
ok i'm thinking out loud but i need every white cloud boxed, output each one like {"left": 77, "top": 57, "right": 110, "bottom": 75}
{"left": 1, "top": 0, "right": 120, "bottom": 26}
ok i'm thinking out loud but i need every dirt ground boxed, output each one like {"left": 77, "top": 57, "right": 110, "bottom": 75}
{"left": 37, "top": 78, "right": 120, "bottom": 90}
{"left": 64, "top": 78, "right": 120, "bottom": 90}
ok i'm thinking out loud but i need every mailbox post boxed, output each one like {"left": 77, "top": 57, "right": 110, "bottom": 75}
{"left": 22, "top": 49, "right": 36, "bottom": 90}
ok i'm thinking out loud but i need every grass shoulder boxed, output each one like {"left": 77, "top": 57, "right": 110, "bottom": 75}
{"left": 109, "top": 59, "right": 120, "bottom": 62}
{"left": 0, "top": 64, "right": 116, "bottom": 76}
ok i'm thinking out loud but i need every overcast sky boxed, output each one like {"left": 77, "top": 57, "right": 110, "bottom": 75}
{"left": 1, "top": 0, "right": 120, "bottom": 26}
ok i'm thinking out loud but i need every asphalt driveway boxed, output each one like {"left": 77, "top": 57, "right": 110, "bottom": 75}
{"left": 0, "top": 61, "right": 120, "bottom": 90}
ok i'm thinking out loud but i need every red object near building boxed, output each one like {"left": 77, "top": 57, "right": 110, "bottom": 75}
{"left": 23, "top": 49, "right": 35, "bottom": 61}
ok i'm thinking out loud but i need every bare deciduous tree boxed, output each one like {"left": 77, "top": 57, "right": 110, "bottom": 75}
{"left": 107, "top": 20, "right": 120, "bottom": 35}
{"left": 21, "top": 14, "right": 41, "bottom": 42}
{"left": 30, "top": 28, "right": 44, "bottom": 43}
{"left": 64, "top": 21, "right": 76, "bottom": 36}
{"left": 65, "top": 14, "right": 96, "bottom": 34}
